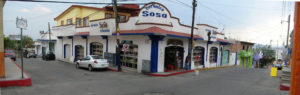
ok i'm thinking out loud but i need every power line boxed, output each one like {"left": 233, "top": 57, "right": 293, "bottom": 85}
{"left": 6, "top": 0, "right": 147, "bottom": 5}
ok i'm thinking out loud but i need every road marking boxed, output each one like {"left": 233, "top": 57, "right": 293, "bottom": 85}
{"left": 0, "top": 88, "right": 2, "bottom": 95}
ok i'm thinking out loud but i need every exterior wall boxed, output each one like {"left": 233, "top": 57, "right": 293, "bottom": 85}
{"left": 55, "top": 7, "right": 105, "bottom": 26}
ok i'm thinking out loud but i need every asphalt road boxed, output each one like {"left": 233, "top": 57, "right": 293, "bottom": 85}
{"left": 1, "top": 58, "right": 287, "bottom": 95}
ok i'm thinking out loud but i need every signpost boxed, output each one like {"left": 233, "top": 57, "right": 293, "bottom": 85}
{"left": 16, "top": 17, "right": 27, "bottom": 78}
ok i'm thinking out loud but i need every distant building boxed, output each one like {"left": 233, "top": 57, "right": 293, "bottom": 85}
{"left": 34, "top": 31, "right": 57, "bottom": 56}
{"left": 8, "top": 35, "right": 21, "bottom": 40}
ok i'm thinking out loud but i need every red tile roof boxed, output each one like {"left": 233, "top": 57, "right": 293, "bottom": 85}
{"left": 118, "top": 26, "right": 203, "bottom": 39}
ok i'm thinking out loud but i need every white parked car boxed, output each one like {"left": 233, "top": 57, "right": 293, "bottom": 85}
{"left": 76, "top": 55, "right": 109, "bottom": 71}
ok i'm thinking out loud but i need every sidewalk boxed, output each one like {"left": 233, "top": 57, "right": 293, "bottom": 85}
{"left": 0, "top": 58, "right": 32, "bottom": 87}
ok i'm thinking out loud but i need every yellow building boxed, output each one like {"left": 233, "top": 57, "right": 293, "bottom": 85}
{"left": 54, "top": 5, "right": 140, "bottom": 27}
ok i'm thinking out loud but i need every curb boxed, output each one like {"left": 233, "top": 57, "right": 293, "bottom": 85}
{"left": 0, "top": 59, "right": 32, "bottom": 87}
{"left": 150, "top": 70, "right": 194, "bottom": 77}
{"left": 150, "top": 65, "right": 236, "bottom": 77}
{"left": 280, "top": 83, "right": 290, "bottom": 91}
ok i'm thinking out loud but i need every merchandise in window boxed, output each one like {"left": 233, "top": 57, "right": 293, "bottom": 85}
{"left": 210, "top": 47, "right": 218, "bottom": 63}
{"left": 193, "top": 46, "right": 205, "bottom": 66}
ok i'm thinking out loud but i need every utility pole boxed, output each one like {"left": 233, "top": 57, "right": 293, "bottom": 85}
{"left": 286, "top": 14, "right": 291, "bottom": 48}
{"left": 188, "top": 0, "right": 197, "bottom": 70}
{"left": 290, "top": 2, "right": 300, "bottom": 95}
{"left": 48, "top": 22, "right": 51, "bottom": 52}
{"left": 112, "top": 0, "right": 121, "bottom": 71}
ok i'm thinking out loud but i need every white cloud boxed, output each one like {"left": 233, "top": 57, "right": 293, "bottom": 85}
{"left": 20, "top": 8, "right": 30, "bottom": 13}
{"left": 20, "top": 4, "right": 53, "bottom": 14}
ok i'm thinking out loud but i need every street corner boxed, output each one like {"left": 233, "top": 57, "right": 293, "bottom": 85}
{"left": 0, "top": 58, "right": 32, "bottom": 87}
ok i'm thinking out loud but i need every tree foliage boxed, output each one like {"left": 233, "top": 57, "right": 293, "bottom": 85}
{"left": 4, "top": 36, "right": 34, "bottom": 50}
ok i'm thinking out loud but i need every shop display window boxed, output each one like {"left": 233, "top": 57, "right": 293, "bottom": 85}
{"left": 193, "top": 46, "right": 204, "bottom": 66}
{"left": 120, "top": 40, "right": 138, "bottom": 69}
{"left": 210, "top": 47, "right": 218, "bottom": 63}
{"left": 90, "top": 42, "right": 103, "bottom": 57}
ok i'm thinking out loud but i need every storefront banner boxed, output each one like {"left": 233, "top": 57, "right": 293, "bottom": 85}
{"left": 90, "top": 19, "right": 115, "bottom": 35}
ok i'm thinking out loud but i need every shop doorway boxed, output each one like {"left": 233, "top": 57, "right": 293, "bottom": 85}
{"left": 75, "top": 45, "right": 84, "bottom": 62}
{"left": 64, "top": 44, "right": 71, "bottom": 59}
{"left": 222, "top": 50, "right": 230, "bottom": 65}
{"left": 164, "top": 46, "right": 184, "bottom": 72}
{"left": 42, "top": 47, "right": 46, "bottom": 56}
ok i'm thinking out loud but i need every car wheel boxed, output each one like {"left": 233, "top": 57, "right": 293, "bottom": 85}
{"left": 76, "top": 63, "right": 79, "bottom": 69}
{"left": 88, "top": 65, "right": 93, "bottom": 71}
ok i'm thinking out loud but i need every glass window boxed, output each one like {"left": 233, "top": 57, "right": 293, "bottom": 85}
{"left": 61, "top": 20, "right": 64, "bottom": 25}
{"left": 76, "top": 18, "right": 81, "bottom": 27}
{"left": 91, "top": 55, "right": 101, "bottom": 59}
{"left": 105, "top": 13, "right": 112, "bottom": 19}
{"left": 67, "top": 19, "right": 72, "bottom": 25}
{"left": 83, "top": 17, "right": 89, "bottom": 27}
{"left": 119, "top": 15, "right": 126, "bottom": 22}
{"left": 120, "top": 40, "right": 138, "bottom": 69}
{"left": 210, "top": 47, "right": 218, "bottom": 63}
{"left": 90, "top": 42, "right": 103, "bottom": 57}
{"left": 193, "top": 46, "right": 205, "bottom": 66}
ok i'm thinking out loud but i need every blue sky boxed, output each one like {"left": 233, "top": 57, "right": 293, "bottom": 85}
{"left": 3, "top": 0, "right": 295, "bottom": 46}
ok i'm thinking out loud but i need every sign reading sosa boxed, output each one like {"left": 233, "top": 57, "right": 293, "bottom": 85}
{"left": 141, "top": 4, "right": 168, "bottom": 18}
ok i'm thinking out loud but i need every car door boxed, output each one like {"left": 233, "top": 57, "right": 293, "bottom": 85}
{"left": 83, "top": 56, "right": 91, "bottom": 68}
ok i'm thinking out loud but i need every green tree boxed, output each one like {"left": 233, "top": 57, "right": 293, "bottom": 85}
{"left": 22, "top": 36, "right": 34, "bottom": 48}
{"left": 4, "top": 37, "right": 17, "bottom": 49}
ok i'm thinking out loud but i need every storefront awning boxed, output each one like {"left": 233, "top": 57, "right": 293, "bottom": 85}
{"left": 112, "top": 26, "right": 204, "bottom": 40}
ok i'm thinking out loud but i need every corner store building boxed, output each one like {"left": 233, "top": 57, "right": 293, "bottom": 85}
{"left": 52, "top": 2, "right": 235, "bottom": 73}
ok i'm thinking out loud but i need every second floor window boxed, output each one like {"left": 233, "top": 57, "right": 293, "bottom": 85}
{"left": 119, "top": 15, "right": 126, "bottom": 22}
{"left": 76, "top": 18, "right": 82, "bottom": 27}
{"left": 67, "top": 19, "right": 72, "bottom": 25}
{"left": 83, "top": 17, "right": 89, "bottom": 27}
{"left": 105, "top": 13, "right": 112, "bottom": 19}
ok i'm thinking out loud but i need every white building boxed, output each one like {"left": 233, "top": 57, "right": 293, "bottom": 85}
{"left": 51, "top": 2, "right": 234, "bottom": 73}
{"left": 34, "top": 31, "right": 57, "bottom": 56}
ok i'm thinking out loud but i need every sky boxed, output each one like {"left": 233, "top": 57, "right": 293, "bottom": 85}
{"left": 3, "top": 0, "right": 295, "bottom": 47}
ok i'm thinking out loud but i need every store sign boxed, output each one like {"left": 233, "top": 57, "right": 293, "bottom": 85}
{"left": 99, "top": 22, "right": 109, "bottom": 32}
{"left": 139, "top": 3, "right": 170, "bottom": 19}
{"left": 122, "top": 44, "right": 129, "bottom": 52}
{"left": 91, "top": 21, "right": 110, "bottom": 32}
{"left": 16, "top": 17, "right": 27, "bottom": 29}
{"left": 137, "top": 3, "right": 172, "bottom": 25}
{"left": 141, "top": 4, "right": 167, "bottom": 18}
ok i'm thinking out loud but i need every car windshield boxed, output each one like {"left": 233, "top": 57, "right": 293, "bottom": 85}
{"left": 91, "top": 55, "right": 102, "bottom": 59}
{"left": 5, "top": 50, "right": 14, "bottom": 53}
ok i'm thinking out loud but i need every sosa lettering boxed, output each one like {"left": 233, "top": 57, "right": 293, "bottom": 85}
{"left": 142, "top": 11, "right": 167, "bottom": 18}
